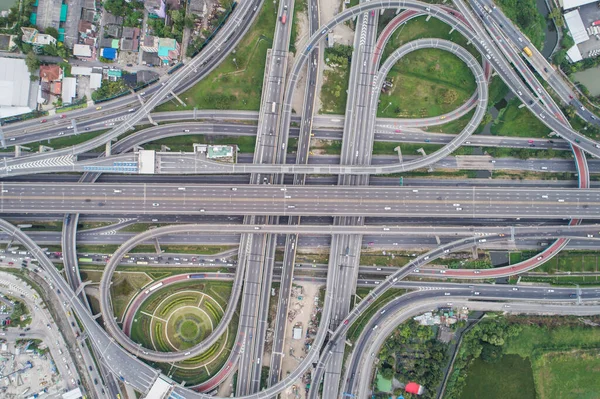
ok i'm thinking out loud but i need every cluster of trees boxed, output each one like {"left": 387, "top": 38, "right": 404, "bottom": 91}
{"left": 0, "top": 0, "right": 36, "bottom": 34}
{"left": 103, "top": 0, "right": 144, "bottom": 28}
{"left": 148, "top": 9, "right": 195, "bottom": 44}
{"left": 444, "top": 317, "right": 522, "bottom": 399}
{"left": 324, "top": 44, "right": 353, "bottom": 68}
{"left": 91, "top": 79, "right": 129, "bottom": 101}
{"left": 376, "top": 320, "right": 448, "bottom": 399}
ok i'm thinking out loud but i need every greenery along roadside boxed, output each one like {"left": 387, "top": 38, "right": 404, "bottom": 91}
{"left": 156, "top": 0, "right": 277, "bottom": 112}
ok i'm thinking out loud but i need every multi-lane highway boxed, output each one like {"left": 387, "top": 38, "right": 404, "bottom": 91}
{"left": 2, "top": 183, "right": 600, "bottom": 218}
{"left": 2, "top": 0, "right": 600, "bottom": 397}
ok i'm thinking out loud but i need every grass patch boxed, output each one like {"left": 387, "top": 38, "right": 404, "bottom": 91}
{"left": 110, "top": 272, "right": 152, "bottom": 320}
{"left": 491, "top": 98, "right": 552, "bottom": 138}
{"left": 534, "top": 350, "right": 600, "bottom": 398}
{"left": 144, "top": 134, "right": 256, "bottom": 153}
{"left": 509, "top": 250, "right": 599, "bottom": 274}
{"left": 0, "top": 130, "right": 110, "bottom": 153}
{"left": 155, "top": 0, "right": 277, "bottom": 112}
{"left": 378, "top": 48, "right": 476, "bottom": 118}
{"left": 488, "top": 75, "right": 510, "bottom": 107}
{"left": 459, "top": 355, "right": 535, "bottom": 399}
{"left": 320, "top": 45, "right": 352, "bottom": 114}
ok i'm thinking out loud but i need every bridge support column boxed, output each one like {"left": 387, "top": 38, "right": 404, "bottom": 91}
{"left": 435, "top": 236, "right": 441, "bottom": 245}
{"left": 105, "top": 141, "right": 112, "bottom": 156}
{"left": 425, "top": 15, "right": 431, "bottom": 21}
{"left": 169, "top": 90, "right": 186, "bottom": 106}
{"left": 160, "top": 145, "right": 170, "bottom": 152}
{"left": 75, "top": 280, "right": 92, "bottom": 296}
{"left": 70, "top": 119, "right": 78, "bottom": 135}
{"left": 471, "top": 246, "right": 478, "bottom": 260}
{"left": 396, "top": 7, "right": 402, "bottom": 14}
{"left": 0, "top": 125, "right": 5, "bottom": 148}
{"left": 449, "top": 27, "right": 455, "bottom": 34}
{"left": 147, "top": 113, "right": 158, "bottom": 126}
{"left": 93, "top": 313, "right": 102, "bottom": 320}
{"left": 154, "top": 238, "right": 161, "bottom": 254}
{"left": 137, "top": 93, "right": 145, "bottom": 104}
{"left": 38, "top": 145, "right": 53, "bottom": 152}
{"left": 14, "top": 146, "right": 30, "bottom": 157}
{"left": 394, "top": 146, "right": 403, "bottom": 163}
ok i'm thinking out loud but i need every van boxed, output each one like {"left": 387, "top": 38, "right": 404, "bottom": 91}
{"left": 113, "top": 189, "right": 122, "bottom": 193}
{"left": 558, "top": 199, "right": 565, "bottom": 202}
{"left": 479, "top": 239, "right": 487, "bottom": 243}
{"left": 412, "top": 189, "right": 418, "bottom": 193}
{"left": 541, "top": 166, "right": 548, "bottom": 170}
{"left": 541, "top": 195, "right": 548, "bottom": 199}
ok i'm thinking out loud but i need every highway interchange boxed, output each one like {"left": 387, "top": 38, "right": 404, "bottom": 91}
{"left": 1, "top": 0, "right": 600, "bottom": 398}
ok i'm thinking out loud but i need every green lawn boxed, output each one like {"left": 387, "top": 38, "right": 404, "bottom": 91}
{"left": 378, "top": 49, "right": 476, "bottom": 118}
{"left": 144, "top": 134, "right": 256, "bottom": 153}
{"left": 505, "top": 324, "right": 600, "bottom": 356}
{"left": 0, "top": 130, "right": 108, "bottom": 153}
{"left": 110, "top": 272, "right": 152, "bottom": 320}
{"left": 459, "top": 355, "right": 536, "bottom": 399}
{"left": 347, "top": 288, "right": 405, "bottom": 342}
{"left": 76, "top": 244, "right": 235, "bottom": 256}
{"left": 534, "top": 350, "right": 600, "bottom": 399}
{"left": 488, "top": 75, "right": 510, "bottom": 108}
{"left": 491, "top": 98, "right": 552, "bottom": 138}
{"left": 508, "top": 250, "right": 599, "bottom": 273}
{"left": 320, "top": 54, "right": 351, "bottom": 114}
{"left": 156, "top": 0, "right": 277, "bottom": 112}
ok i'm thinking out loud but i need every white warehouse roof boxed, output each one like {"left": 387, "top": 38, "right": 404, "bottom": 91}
{"left": 562, "top": 0, "right": 596, "bottom": 9}
{"left": 62, "top": 77, "right": 77, "bottom": 105}
{"left": 0, "top": 58, "right": 35, "bottom": 118}
{"left": 70, "top": 66, "right": 93, "bottom": 76}
{"left": 567, "top": 44, "right": 583, "bottom": 62}
{"left": 565, "top": 10, "right": 590, "bottom": 44}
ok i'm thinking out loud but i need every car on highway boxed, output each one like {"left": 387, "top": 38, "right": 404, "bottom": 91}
{"left": 152, "top": 203, "right": 160, "bottom": 207}
{"left": 183, "top": 129, "right": 190, "bottom": 132}
{"left": 96, "top": 106, "right": 102, "bottom": 110}
{"left": 58, "top": 132, "right": 65, "bottom": 136}
{"left": 60, "top": 114, "right": 67, "bottom": 118}
{"left": 536, "top": 256, "right": 543, "bottom": 260}
{"left": 40, "top": 119, "right": 47, "bottom": 123}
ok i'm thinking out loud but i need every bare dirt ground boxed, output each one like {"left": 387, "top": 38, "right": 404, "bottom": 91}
{"left": 278, "top": 281, "right": 323, "bottom": 398}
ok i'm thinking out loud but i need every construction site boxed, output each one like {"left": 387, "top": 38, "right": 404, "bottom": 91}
{"left": 0, "top": 339, "right": 63, "bottom": 398}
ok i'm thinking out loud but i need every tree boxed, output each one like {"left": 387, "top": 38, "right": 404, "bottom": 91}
{"left": 25, "top": 51, "right": 40, "bottom": 75}
{"left": 44, "top": 27, "right": 59, "bottom": 39}
{"left": 480, "top": 343, "right": 503, "bottom": 363}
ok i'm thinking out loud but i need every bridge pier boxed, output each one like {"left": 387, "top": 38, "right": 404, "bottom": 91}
{"left": 394, "top": 146, "right": 403, "bottom": 163}
{"left": 160, "top": 145, "right": 170, "bottom": 152}
{"left": 136, "top": 93, "right": 145, "bottom": 104}
{"left": 106, "top": 142, "right": 112, "bottom": 156}
{"left": 169, "top": 90, "right": 186, "bottom": 106}
{"left": 75, "top": 280, "right": 92, "bottom": 296}
{"left": 93, "top": 313, "right": 102, "bottom": 320}
{"left": 154, "top": 238, "right": 161, "bottom": 254}
{"left": 435, "top": 236, "right": 441, "bottom": 245}
{"left": 0, "top": 126, "right": 5, "bottom": 148}
{"left": 425, "top": 15, "right": 431, "bottom": 21}
{"left": 14, "top": 145, "right": 30, "bottom": 157}
{"left": 147, "top": 113, "right": 158, "bottom": 126}
{"left": 471, "top": 246, "right": 478, "bottom": 260}
{"left": 38, "top": 145, "right": 53, "bottom": 152}
{"left": 449, "top": 27, "right": 455, "bottom": 34}
{"left": 70, "top": 119, "right": 78, "bottom": 135}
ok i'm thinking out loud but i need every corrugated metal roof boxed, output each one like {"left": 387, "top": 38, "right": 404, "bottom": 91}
{"left": 565, "top": 10, "right": 590, "bottom": 44}
{"left": 562, "top": 0, "right": 596, "bottom": 9}
{"left": 0, "top": 58, "right": 31, "bottom": 108}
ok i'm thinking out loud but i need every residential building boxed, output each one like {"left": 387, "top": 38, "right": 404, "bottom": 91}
{"left": 140, "top": 35, "right": 159, "bottom": 52}
{"left": 39, "top": 64, "right": 63, "bottom": 100}
{"left": 120, "top": 27, "right": 140, "bottom": 52}
{"left": 21, "top": 27, "right": 56, "bottom": 47}
{"left": 73, "top": 44, "right": 93, "bottom": 58}
{"left": 157, "top": 37, "right": 180, "bottom": 63}
{"left": 145, "top": 0, "right": 166, "bottom": 18}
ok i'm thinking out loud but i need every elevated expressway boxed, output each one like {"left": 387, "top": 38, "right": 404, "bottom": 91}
{"left": 2, "top": 183, "right": 600, "bottom": 218}
{"left": 2, "top": 1, "right": 599, "bottom": 398}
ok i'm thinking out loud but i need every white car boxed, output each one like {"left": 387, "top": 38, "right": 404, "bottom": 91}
{"left": 152, "top": 203, "right": 160, "bottom": 207}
